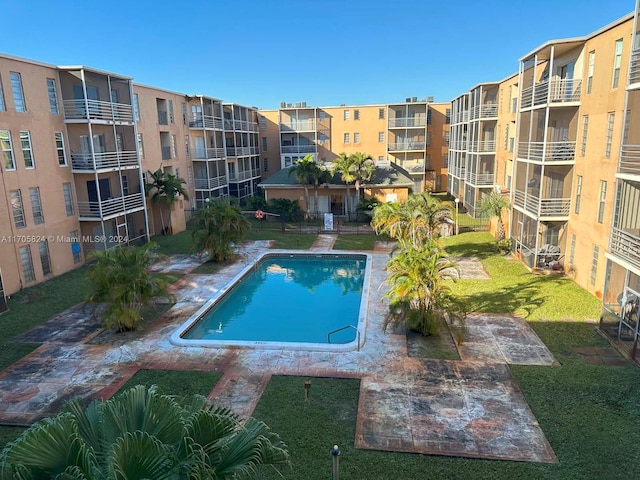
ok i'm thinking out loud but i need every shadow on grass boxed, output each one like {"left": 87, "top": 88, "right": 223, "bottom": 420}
{"left": 443, "top": 240, "right": 497, "bottom": 260}
{"left": 457, "top": 277, "right": 547, "bottom": 318}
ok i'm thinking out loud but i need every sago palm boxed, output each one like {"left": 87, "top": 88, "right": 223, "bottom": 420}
{"left": 0, "top": 385, "right": 289, "bottom": 479}
{"left": 192, "top": 200, "right": 251, "bottom": 262}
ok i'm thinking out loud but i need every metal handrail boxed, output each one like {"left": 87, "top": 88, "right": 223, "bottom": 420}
{"left": 327, "top": 324, "right": 360, "bottom": 351}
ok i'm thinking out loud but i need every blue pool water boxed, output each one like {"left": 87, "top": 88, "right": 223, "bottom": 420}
{"left": 181, "top": 254, "right": 367, "bottom": 344}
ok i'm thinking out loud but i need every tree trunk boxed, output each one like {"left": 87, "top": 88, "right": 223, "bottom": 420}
{"left": 303, "top": 185, "right": 310, "bottom": 218}
{"left": 496, "top": 217, "right": 505, "bottom": 241}
{"left": 313, "top": 183, "right": 319, "bottom": 218}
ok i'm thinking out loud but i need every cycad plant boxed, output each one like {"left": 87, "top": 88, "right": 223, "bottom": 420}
{"left": 192, "top": 199, "right": 251, "bottom": 262}
{"left": 0, "top": 385, "right": 289, "bottom": 479}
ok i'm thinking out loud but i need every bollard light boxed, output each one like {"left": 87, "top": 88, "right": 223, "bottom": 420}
{"left": 331, "top": 444, "right": 341, "bottom": 480}
{"left": 304, "top": 380, "right": 311, "bottom": 400}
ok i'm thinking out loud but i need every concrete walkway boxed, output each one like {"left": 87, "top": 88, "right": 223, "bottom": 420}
{"left": 0, "top": 238, "right": 560, "bottom": 463}
{"left": 310, "top": 234, "right": 337, "bottom": 250}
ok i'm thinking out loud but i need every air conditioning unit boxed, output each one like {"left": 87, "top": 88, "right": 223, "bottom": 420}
{"left": 295, "top": 102, "right": 301, "bottom": 108}
{"left": 301, "top": 102, "right": 307, "bottom": 107}
{"left": 405, "top": 97, "right": 412, "bottom": 102}
{"left": 412, "top": 96, "right": 417, "bottom": 102}
{"left": 280, "top": 101, "right": 286, "bottom": 108}
{"left": 427, "top": 96, "right": 434, "bottom": 103}
{"left": 287, "top": 103, "right": 293, "bottom": 108}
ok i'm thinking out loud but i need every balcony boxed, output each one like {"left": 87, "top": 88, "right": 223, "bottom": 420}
{"left": 452, "top": 111, "right": 469, "bottom": 123}
{"left": 63, "top": 100, "right": 133, "bottom": 124}
{"left": 609, "top": 227, "right": 640, "bottom": 272}
{"left": 280, "top": 119, "right": 317, "bottom": 132}
{"left": 398, "top": 162, "right": 425, "bottom": 174}
{"left": 468, "top": 140, "right": 496, "bottom": 153}
{"left": 161, "top": 147, "right": 172, "bottom": 160}
{"left": 71, "top": 151, "right": 138, "bottom": 172}
{"left": 157, "top": 110, "right": 168, "bottom": 125}
{"left": 388, "top": 142, "right": 426, "bottom": 151}
{"left": 630, "top": 50, "right": 640, "bottom": 86}
{"left": 194, "top": 176, "right": 228, "bottom": 190}
{"left": 520, "top": 78, "right": 582, "bottom": 109}
{"left": 388, "top": 117, "right": 426, "bottom": 128}
{"left": 517, "top": 141, "right": 576, "bottom": 163}
{"left": 465, "top": 172, "right": 495, "bottom": 186}
{"left": 281, "top": 144, "right": 317, "bottom": 154}
{"left": 470, "top": 104, "right": 498, "bottom": 120}
{"left": 189, "top": 113, "right": 223, "bottom": 130}
{"left": 513, "top": 190, "right": 570, "bottom": 218}
{"left": 77, "top": 193, "right": 144, "bottom": 220}
{"left": 229, "top": 169, "right": 261, "bottom": 182}
{"left": 450, "top": 140, "right": 467, "bottom": 150}
{"left": 619, "top": 145, "right": 640, "bottom": 175}
{"left": 193, "top": 147, "right": 225, "bottom": 160}
{"left": 226, "top": 146, "right": 254, "bottom": 156}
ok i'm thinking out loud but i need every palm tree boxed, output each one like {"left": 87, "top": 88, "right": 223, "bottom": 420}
{"left": 331, "top": 153, "right": 355, "bottom": 217}
{"left": 145, "top": 168, "right": 190, "bottom": 235}
{"left": 478, "top": 190, "right": 510, "bottom": 241}
{"left": 383, "top": 244, "right": 466, "bottom": 338}
{"left": 87, "top": 243, "right": 173, "bottom": 332}
{"left": 349, "top": 152, "right": 375, "bottom": 203}
{"left": 0, "top": 385, "right": 289, "bottom": 479}
{"left": 288, "top": 154, "right": 317, "bottom": 216}
{"left": 192, "top": 199, "right": 251, "bottom": 262}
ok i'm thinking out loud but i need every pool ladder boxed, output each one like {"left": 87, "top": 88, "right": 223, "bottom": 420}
{"left": 328, "top": 325, "right": 361, "bottom": 351}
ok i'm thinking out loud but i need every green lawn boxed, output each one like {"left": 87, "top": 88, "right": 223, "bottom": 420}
{"left": 118, "top": 369, "right": 222, "bottom": 400}
{"left": 333, "top": 234, "right": 378, "bottom": 251}
{"left": 151, "top": 231, "right": 193, "bottom": 255}
{"left": 244, "top": 230, "right": 317, "bottom": 249}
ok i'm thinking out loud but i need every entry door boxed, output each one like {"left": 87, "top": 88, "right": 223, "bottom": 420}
{"left": 0, "top": 269, "right": 7, "bottom": 314}
{"left": 195, "top": 136, "right": 205, "bottom": 159}
{"left": 559, "top": 62, "right": 575, "bottom": 100}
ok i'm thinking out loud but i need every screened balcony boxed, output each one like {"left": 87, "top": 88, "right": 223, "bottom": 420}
{"left": 63, "top": 100, "right": 133, "bottom": 124}
{"left": 71, "top": 151, "right": 138, "bottom": 172}
{"left": 77, "top": 193, "right": 144, "bottom": 220}
{"left": 517, "top": 141, "right": 576, "bottom": 163}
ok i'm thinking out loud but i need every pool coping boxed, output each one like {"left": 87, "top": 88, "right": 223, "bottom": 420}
{"left": 170, "top": 250, "right": 372, "bottom": 352}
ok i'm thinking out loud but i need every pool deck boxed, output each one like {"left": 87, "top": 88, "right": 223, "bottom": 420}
{"left": 0, "top": 240, "right": 559, "bottom": 463}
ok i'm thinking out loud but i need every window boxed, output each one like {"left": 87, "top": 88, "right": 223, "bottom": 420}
{"left": 10, "top": 190, "right": 25, "bottom": 228}
{"left": 581, "top": 115, "right": 589, "bottom": 156}
{"left": 54, "top": 132, "right": 67, "bottom": 166}
{"left": 262, "top": 137, "right": 267, "bottom": 152}
{"left": 378, "top": 108, "right": 385, "bottom": 119}
{"left": 63, "top": 183, "right": 75, "bottom": 216}
{"left": 443, "top": 153, "right": 449, "bottom": 167}
{"left": 10, "top": 72, "right": 26, "bottom": 112}
{"left": 137, "top": 133, "right": 145, "bottom": 159}
{"left": 587, "top": 51, "right": 595, "bottom": 94}
{"left": 445, "top": 108, "right": 451, "bottom": 124}
{"left": 426, "top": 154, "right": 431, "bottom": 168}
{"left": 39, "top": 241, "right": 51, "bottom": 275}
{"left": 20, "top": 131, "right": 34, "bottom": 168}
{"left": 590, "top": 245, "right": 600, "bottom": 285}
{"left": 354, "top": 132, "right": 360, "bottom": 143}
{"left": 569, "top": 234, "right": 576, "bottom": 266}
{"left": 598, "top": 180, "right": 607, "bottom": 224}
{"left": 185, "top": 135, "right": 190, "bottom": 157}
{"left": 503, "top": 125, "right": 509, "bottom": 150}
{"left": 378, "top": 156, "right": 384, "bottom": 161}
{"left": 172, "top": 134, "right": 178, "bottom": 157}
{"left": 354, "top": 109, "right": 360, "bottom": 120}
{"left": 512, "top": 97, "right": 517, "bottom": 112}
{"left": 605, "top": 113, "right": 615, "bottom": 158}
{"left": 612, "top": 39, "right": 623, "bottom": 89}
{"left": 19, "top": 246, "right": 35, "bottom": 283}
{"left": 46, "top": 78, "right": 59, "bottom": 114}
{"left": 319, "top": 111, "right": 326, "bottom": 122}
{"left": 181, "top": 102, "right": 187, "bottom": 125}
{"left": 574, "top": 175, "right": 583, "bottom": 214}
{"left": 1, "top": 130, "right": 15, "bottom": 170}
{"left": 378, "top": 132, "right": 384, "bottom": 143}
{"left": 0, "top": 74, "right": 5, "bottom": 111}
{"left": 344, "top": 133, "right": 350, "bottom": 143}
{"left": 319, "top": 133, "right": 326, "bottom": 144}
{"left": 343, "top": 110, "right": 349, "bottom": 121}
{"left": 444, "top": 131, "right": 450, "bottom": 146}
{"left": 263, "top": 158, "right": 269, "bottom": 172}
{"left": 187, "top": 166, "right": 193, "bottom": 187}
{"left": 29, "top": 187, "right": 44, "bottom": 224}
{"left": 260, "top": 116, "right": 266, "bottom": 130}
{"left": 110, "top": 89, "right": 119, "bottom": 103}
{"left": 427, "top": 109, "right": 432, "bottom": 125}
{"left": 509, "top": 138, "right": 514, "bottom": 153}
{"left": 70, "top": 231, "right": 82, "bottom": 264}
{"left": 168, "top": 99, "right": 174, "bottom": 123}
{"left": 133, "top": 94, "right": 140, "bottom": 121}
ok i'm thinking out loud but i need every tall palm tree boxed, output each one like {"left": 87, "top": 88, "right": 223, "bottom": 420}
{"left": 0, "top": 385, "right": 289, "bottom": 479}
{"left": 349, "top": 152, "right": 375, "bottom": 203}
{"left": 192, "top": 199, "right": 251, "bottom": 262}
{"left": 288, "top": 154, "right": 317, "bottom": 216}
{"left": 478, "top": 190, "right": 510, "bottom": 241}
{"left": 145, "top": 168, "right": 190, "bottom": 235}
{"left": 87, "top": 243, "right": 173, "bottom": 332}
{"left": 331, "top": 153, "right": 355, "bottom": 217}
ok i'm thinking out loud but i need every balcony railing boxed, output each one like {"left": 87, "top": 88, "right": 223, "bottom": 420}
{"left": 450, "top": 140, "right": 467, "bottom": 150}
{"left": 193, "top": 147, "right": 226, "bottom": 160}
{"left": 226, "top": 146, "right": 254, "bottom": 156}
{"left": 388, "top": 142, "right": 426, "bottom": 151}
{"left": 465, "top": 172, "right": 495, "bottom": 186}
{"left": 71, "top": 151, "right": 138, "bottom": 171}
{"left": 281, "top": 144, "right": 317, "bottom": 154}
{"left": 77, "top": 193, "right": 144, "bottom": 219}
{"left": 619, "top": 144, "right": 640, "bottom": 175}
{"left": 229, "top": 169, "right": 261, "bottom": 182}
{"left": 630, "top": 50, "right": 640, "bottom": 86}
{"left": 517, "top": 141, "right": 576, "bottom": 163}
{"left": 157, "top": 110, "right": 168, "bottom": 125}
{"left": 470, "top": 104, "right": 498, "bottom": 120}
{"left": 452, "top": 111, "right": 469, "bottom": 123}
{"left": 388, "top": 117, "right": 426, "bottom": 128}
{"left": 513, "top": 190, "right": 571, "bottom": 217}
{"left": 189, "top": 113, "right": 223, "bottom": 130}
{"left": 280, "top": 119, "right": 317, "bottom": 132}
{"left": 468, "top": 140, "right": 496, "bottom": 153}
{"left": 63, "top": 99, "right": 134, "bottom": 123}
{"left": 520, "top": 78, "right": 582, "bottom": 109}
{"left": 610, "top": 227, "right": 640, "bottom": 271}
{"left": 194, "top": 176, "right": 227, "bottom": 190}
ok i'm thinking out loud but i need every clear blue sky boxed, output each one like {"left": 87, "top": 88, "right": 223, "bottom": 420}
{"left": 2, "top": 0, "right": 634, "bottom": 109}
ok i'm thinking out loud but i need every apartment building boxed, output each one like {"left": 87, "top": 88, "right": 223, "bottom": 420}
{"left": 600, "top": 0, "right": 640, "bottom": 361}
{"left": 510, "top": 13, "right": 633, "bottom": 297}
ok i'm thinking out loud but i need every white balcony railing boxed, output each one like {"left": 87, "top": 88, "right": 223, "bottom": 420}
{"left": 469, "top": 104, "right": 498, "bottom": 120}
{"left": 63, "top": 99, "right": 134, "bottom": 123}
{"left": 194, "top": 176, "right": 227, "bottom": 190}
{"left": 281, "top": 144, "right": 317, "bottom": 154}
{"left": 77, "top": 193, "right": 144, "bottom": 219}
{"left": 193, "top": 147, "right": 226, "bottom": 160}
{"left": 630, "top": 50, "right": 640, "bottom": 86}
{"left": 71, "top": 151, "right": 138, "bottom": 171}
{"left": 388, "top": 117, "right": 426, "bottom": 128}
{"left": 465, "top": 172, "right": 495, "bottom": 185}
{"left": 280, "top": 119, "right": 317, "bottom": 132}
{"left": 388, "top": 142, "right": 426, "bottom": 151}
{"left": 226, "top": 146, "right": 254, "bottom": 156}
{"left": 513, "top": 190, "right": 570, "bottom": 217}
{"left": 517, "top": 141, "right": 576, "bottom": 163}
{"left": 609, "top": 227, "right": 640, "bottom": 271}
{"left": 468, "top": 140, "right": 496, "bottom": 153}
{"left": 619, "top": 144, "right": 640, "bottom": 175}
{"left": 229, "top": 169, "right": 261, "bottom": 182}
{"left": 520, "top": 78, "right": 582, "bottom": 109}
{"left": 189, "top": 113, "right": 223, "bottom": 130}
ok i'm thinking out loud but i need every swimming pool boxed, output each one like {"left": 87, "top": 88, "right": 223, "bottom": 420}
{"left": 170, "top": 251, "right": 371, "bottom": 351}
